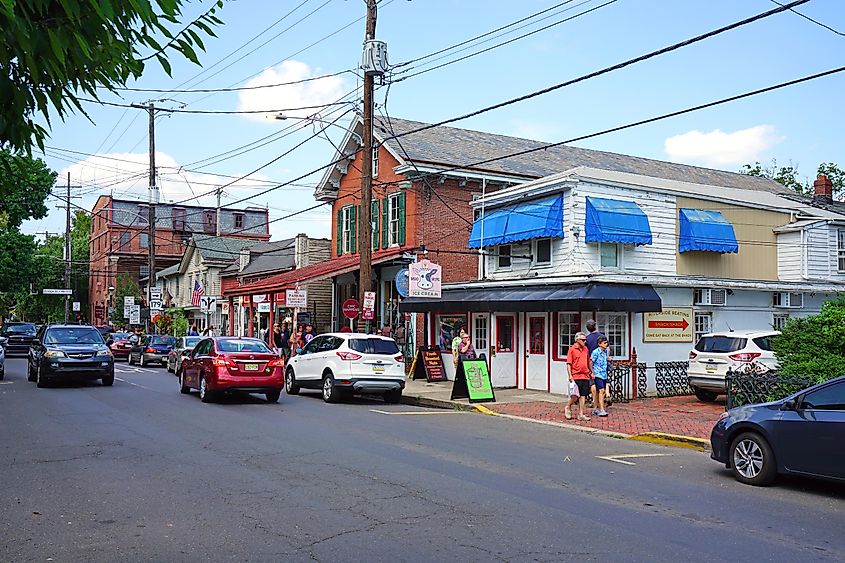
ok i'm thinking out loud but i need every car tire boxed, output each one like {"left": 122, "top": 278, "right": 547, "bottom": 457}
{"left": 102, "top": 372, "right": 114, "bottom": 386}
{"left": 179, "top": 372, "right": 190, "bottom": 394}
{"left": 383, "top": 390, "right": 402, "bottom": 404}
{"left": 322, "top": 373, "right": 340, "bottom": 403}
{"left": 265, "top": 390, "right": 281, "bottom": 403}
{"left": 285, "top": 368, "right": 300, "bottom": 395}
{"left": 730, "top": 432, "right": 777, "bottom": 486}
{"left": 694, "top": 388, "right": 719, "bottom": 403}
{"left": 0, "top": 367, "right": 4, "bottom": 381}
{"left": 36, "top": 365, "right": 48, "bottom": 388}
{"left": 128, "top": 353, "right": 134, "bottom": 366}
{"left": 139, "top": 354, "right": 146, "bottom": 368}
{"left": 199, "top": 375, "right": 214, "bottom": 403}
{"left": 27, "top": 361, "right": 36, "bottom": 382}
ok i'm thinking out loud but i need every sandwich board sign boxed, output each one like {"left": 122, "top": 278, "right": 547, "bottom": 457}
{"left": 450, "top": 357, "right": 495, "bottom": 403}
{"left": 410, "top": 345, "right": 448, "bottom": 383}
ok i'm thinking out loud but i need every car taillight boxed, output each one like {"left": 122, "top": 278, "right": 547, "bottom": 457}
{"left": 268, "top": 358, "right": 286, "bottom": 367}
{"left": 146, "top": 347, "right": 155, "bottom": 353}
{"left": 689, "top": 351, "right": 697, "bottom": 359}
{"left": 728, "top": 352, "right": 761, "bottom": 362}
{"left": 212, "top": 356, "right": 235, "bottom": 368}
{"left": 336, "top": 351, "right": 362, "bottom": 361}
{"left": 394, "top": 354, "right": 404, "bottom": 363}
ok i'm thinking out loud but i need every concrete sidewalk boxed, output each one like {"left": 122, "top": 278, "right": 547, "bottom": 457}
{"left": 402, "top": 378, "right": 720, "bottom": 449}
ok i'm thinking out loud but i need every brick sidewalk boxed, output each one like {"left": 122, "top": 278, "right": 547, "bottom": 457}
{"left": 489, "top": 395, "right": 725, "bottom": 440}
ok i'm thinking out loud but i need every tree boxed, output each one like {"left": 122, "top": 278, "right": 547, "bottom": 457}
{"left": 70, "top": 211, "right": 92, "bottom": 318}
{"left": 741, "top": 159, "right": 845, "bottom": 200}
{"left": 0, "top": 149, "right": 56, "bottom": 228}
{"left": 772, "top": 297, "right": 845, "bottom": 382}
{"left": 109, "top": 273, "right": 143, "bottom": 326}
{"left": 0, "top": 0, "right": 224, "bottom": 153}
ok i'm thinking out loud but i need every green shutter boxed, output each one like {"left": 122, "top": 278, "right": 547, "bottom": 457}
{"left": 336, "top": 209, "right": 343, "bottom": 255}
{"left": 381, "top": 197, "right": 389, "bottom": 249}
{"left": 350, "top": 205, "right": 358, "bottom": 254}
{"left": 397, "top": 192, "right": 406, "bottom": 246}
{"left": 371, "top": 199, "right": 380, "bottom": 250}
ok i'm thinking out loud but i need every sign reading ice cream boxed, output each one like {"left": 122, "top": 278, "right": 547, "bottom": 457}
{"left": 643, "top": 308, "right": 694, "bottom": 342}
{"left": 408, "top": 259, "right": 442, "bottom": 298}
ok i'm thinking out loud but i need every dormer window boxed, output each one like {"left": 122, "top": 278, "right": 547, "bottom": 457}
{"left": 203, "top": 209, "right": 216, "bottom": 234}
{"left": 234, "top": 213, "right": 244, "bottom": 230}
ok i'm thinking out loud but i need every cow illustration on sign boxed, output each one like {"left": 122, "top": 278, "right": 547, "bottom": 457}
{"left": 408, "top": 259, "right": 442, "bottom": 298}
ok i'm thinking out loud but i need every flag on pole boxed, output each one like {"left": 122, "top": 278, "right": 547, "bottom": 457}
{"left": 191, "top": 280, "right": 204, "bottom": 307}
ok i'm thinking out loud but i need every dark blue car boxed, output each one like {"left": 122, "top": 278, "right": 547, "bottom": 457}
{"left": 711, "top": 376, "right": 845, "bottom": 486}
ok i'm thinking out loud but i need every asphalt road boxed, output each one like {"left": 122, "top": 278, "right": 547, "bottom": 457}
{"left": 1, "top": 357, "right": 843, "bottom": 562}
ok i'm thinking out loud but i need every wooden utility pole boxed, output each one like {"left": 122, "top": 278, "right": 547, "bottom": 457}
{"left": 146, "top": 104, "right": 158, "bottom": 316}
{"left": 358, "top": 0, "right": 378, "bottom": 331}
{"left": 64, "top": 172, "right": 72, "bottom": 323}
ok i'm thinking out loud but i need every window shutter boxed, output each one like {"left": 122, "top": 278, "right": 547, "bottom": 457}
{"left": 336, "top": 209, "right": 343, "bottom": 256}
{"left": 372, "top": 200, "right": 380, "bottom": 250}
{"left": 397, "top": 192, "right": 406, "bottom": 246}
{"left": 350, "top": 205, "right": 358, "bottom": 253}
{"left": 381, "top": 198, "right": 389, "bottom": 249}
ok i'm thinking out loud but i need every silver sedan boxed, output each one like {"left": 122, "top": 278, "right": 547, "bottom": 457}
{"left": 166, "top": 336, "right": 203, "bottom": 375}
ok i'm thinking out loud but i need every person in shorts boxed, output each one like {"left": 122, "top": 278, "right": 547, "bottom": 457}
{"left": 565, "top": 332, "right": 592, "bottom": 421}
{"left": 590, "top": 336, "right": 610, "bottom": 417}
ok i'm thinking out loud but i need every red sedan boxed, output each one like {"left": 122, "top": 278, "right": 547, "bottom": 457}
{"left": 108, "top": 332, "right": 133, "bottom": 360}
{"left": 179, "top": 337, "right": 285, "bottom": 403}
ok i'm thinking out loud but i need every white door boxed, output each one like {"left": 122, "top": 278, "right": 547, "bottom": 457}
{"left": 470, "top": 313, "right": 490, "bottom": 360}
{"left": 524, "top": 313, "right": 549, "bottom": 391}
{"left": 490, "top": 313, "right": 517, "bottom": 387}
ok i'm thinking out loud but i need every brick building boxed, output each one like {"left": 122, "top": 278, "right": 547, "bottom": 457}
{"left": 88, "top": 195, "right": 269, "bottom": 325}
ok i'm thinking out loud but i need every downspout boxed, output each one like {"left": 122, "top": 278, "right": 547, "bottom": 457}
{"left": 801, "top": 228, "right": 808, "bottom": 280}
{"left": 480, "top": 178, "right": 486, "bottom": 280}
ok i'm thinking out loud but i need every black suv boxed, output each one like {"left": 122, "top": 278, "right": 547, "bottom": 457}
{"left": 1, "top": 322, "right": 38, "bottom": 356}
{"left": 28, "top": 325, "right": 115, "bottom": 388}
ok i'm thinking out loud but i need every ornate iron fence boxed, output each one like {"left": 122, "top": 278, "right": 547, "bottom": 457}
{"left": 607, "top": 360, "right": 646, "bottom": 403}
{"left": 725, "top": 370, "right": 819, "bottom": 410}
{"left": 653, "top": 361, "right": 692, "bottom": 397}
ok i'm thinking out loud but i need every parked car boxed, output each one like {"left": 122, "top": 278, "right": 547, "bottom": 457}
{"left": 0, "top": 336, "right": 6, "bottom": 380}
{"left": 0, "top": 322, "right": 38, "bottom": 356}
{"left": 166, "top": 336, "right": 203, "bottom": 374}
{"left": 688, "top": 330, "right": 779, "bottom": 402}
{"left": 108, "top": 332, "right": 133, "bottom": 360}
{"left": 179, "top": 337, "right": 284, "bottom": 403}
{"left": 128, "top": 334, "right": 176, "bottom": 367}
{"left": 285, "top": 333, "right": 405, "bottom": 403}
{"left": 27, "top": 324, "right": 114, "bottom": 387}
{"left": 711, "top": 376, "right": 845, "bottom": 486}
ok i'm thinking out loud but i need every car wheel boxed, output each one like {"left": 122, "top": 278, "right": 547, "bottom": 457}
{"left": 0, "top": 367, "right": 4, "bottom": 381}
{"left": 265, "top": 390, "right": 281, "bottom": 403}
{"left": 383, "top": 390, "right": 402, "bottom": 404}
{"left": 139, "top": 354, "right": 146, "bottom": 367}
{"left": 102, "top": 372, "right": 114, "bottom": 386}
{"left": 179, "top": 372, "right": 190, "bottom": 394}
{"left": 694, "top": 388, "right": 718, "bottom": 403}
{"left": 730, "top": 432, "right": 777, "bottom": 486}
{"left": 128, "top": 353, "right": 134, "bottom": 366}
{"left": 35, "top": 365, "right": 48, "bottom": 388}
{"left": 199, "top": 375, "right": 214, "bottom": 403}
{"left": 322, "top": 373, "right": 340, "bottom": 403}
{"left": 27, "top": 361, "right": 36, "bottom": 382}
{"left": 285, "top": 368, "right": 300, "bottom": 395}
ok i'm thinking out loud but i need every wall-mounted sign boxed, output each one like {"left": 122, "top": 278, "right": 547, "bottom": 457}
{"left": 252, "top": 294, "right": 268, "bottom": 303}
{"left": 285, "top": 288, "right": 307, "bottom": 308}
{"left": 643, "top": 308, "right": 694, "bottom": 342}
{"left": 394, "top": 269, "right": 410, "bottom": 298}
{"left": 408, "top": 259, "right": 442, "bottom": 298}
{"left": 221, "top": 302, "right": 230, "bottom": 315}
{"left": 257, "top": 303, "right": 271, "bottom": 313}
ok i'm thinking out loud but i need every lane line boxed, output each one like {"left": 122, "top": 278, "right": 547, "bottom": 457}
{"left": 369, "top": 409, "right": 465, "bottom": 416}
{"left": 595, "top": 453, "right": 674, "bottom": 466}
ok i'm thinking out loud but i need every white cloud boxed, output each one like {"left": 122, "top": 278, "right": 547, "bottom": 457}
{"left": 237, "top": 60, "right": 349, "bottom": 122}
{"left": 510, "top": 119, "right": 561, "bottom": 142}
{"left": 664, "top": 125, "right": 784, "bottom": 166}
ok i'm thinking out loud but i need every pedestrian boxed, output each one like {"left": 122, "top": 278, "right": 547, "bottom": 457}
{"left": 394, "top": 323, "right": 405, "bottom": 347}
{"left": 279, "top": 322, "right": 291, "bottom": 362}
{"left": 340, "top": 324, "right": 352, "bottom": 333}
{"left": 381, "top": 323, "right": 392, "bottom": 338}
{"left": 202, "top": 325, "right": 215, "bottom": 336}
{"left": 304, "top": 324, "right": 315, "bottom": 343}
{"left": 188, "top": 324, "right": 199, "bottom": 336}
{"left": 585, "top": 319, "right": 605, "bottom": 407}
{"left": 590, "top": 336, "right": 610, "bottom": 417}
{"left": 565, "top": 332, "right": 592, "bottom": 421}
{"left": 458, "top": 331, "right": 476, "bottom": 361}
{"left": 452, "top": 328, "right": 467, "bottom": 367}
{"left": 267, "top": 323, "right": 283, "bottom": 356}
{"left": 375, "top": 327, "right": 383, "bottom": 336}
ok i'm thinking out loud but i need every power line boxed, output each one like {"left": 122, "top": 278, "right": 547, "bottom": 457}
{"left": 79, "top": 97, "right": 356, "bottom": 115}
{"left": 769, "top": 0, "right": 845, "bottom": 36}
{"left": 116, "top": 69, "right": 356, "bottom": 93}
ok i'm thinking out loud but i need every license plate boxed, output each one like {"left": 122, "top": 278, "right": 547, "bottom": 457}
{"left": 244, "top": 363, "right": 259, "bottom": 371}
{"left": 705, "top": 365, "right": 717, "bottom": 373}
{"left": 372, "top": 365, "right": 385, "bottom": 373}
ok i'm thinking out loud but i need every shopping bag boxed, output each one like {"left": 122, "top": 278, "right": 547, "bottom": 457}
{"left": 568, "top": 380, "right": 580, "bottom": 398}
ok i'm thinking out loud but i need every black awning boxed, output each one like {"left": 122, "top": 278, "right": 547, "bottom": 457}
{"left": 399, "top": 282, "right": 662, "bottom": 313}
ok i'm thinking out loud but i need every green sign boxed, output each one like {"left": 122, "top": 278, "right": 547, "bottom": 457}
{"left": 451, "top": 358, "right": 496, "bottom": 403}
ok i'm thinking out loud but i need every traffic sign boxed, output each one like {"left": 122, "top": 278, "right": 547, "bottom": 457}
{"left": 72, "top": 301, "right": 81, "bottom": 312}
{"left": 124, "top": 296, "right": 135, "bottom": 307}
{"left": 150, "top": 287, "right": 162, "bottom": 300}
{"left": 363, "top": 291, "right": 376, "bottom": 311}
{"left": 362, "top": 309, "right": 374, "bottom": 320}
{"left": 200, "top": 296, "right": 217, "bottom": 313}
{"left": 342, "top": 298, "right": 360, "bottom": 319}
{"left": 285, "top": 288, "right": 307, "bottom": 308}
{"left": 129, "top": 304, "right": 140, "bottom": 325}
{"left": 149, "top": 299, "right": 163, "bottom": 312}
{"left": 42, "top": 288, "right": 72, "bottom": 295}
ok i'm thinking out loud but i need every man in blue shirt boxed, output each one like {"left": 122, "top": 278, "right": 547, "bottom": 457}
{"left": 590, "top": 336, "right": 610, "bottom": 417}
{"left": 585, "top": 320, "right": 605, "bottom": 407}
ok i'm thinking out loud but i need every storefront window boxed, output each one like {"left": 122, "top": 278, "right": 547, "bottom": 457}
{"left": 436, "top": 314, "right": 467, "bottom": 352}
{"left": 496, "top": 316, "right": 514, "bottom": 352}
{"left": 597, "top": 312, "right": 627, "bottom": 358}
{"left": 557, "top": 312, "right": 580, "bottom": 357}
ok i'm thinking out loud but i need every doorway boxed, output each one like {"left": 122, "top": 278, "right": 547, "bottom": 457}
{"left": 490, "top": 314, "right": 517, "bottom": 387}
{"left": 525, "top": 313, "right": 548, "bottom": 391}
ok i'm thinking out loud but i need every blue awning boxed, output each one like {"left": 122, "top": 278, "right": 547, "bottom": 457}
{"left": 468, "top": 194, "right": 563, "bottom": 248}
{"left": 679, "top": 208, "right": 739, "bottom": 253}
{"left": 585, "top": 197, "right": 652, "bottom": 245}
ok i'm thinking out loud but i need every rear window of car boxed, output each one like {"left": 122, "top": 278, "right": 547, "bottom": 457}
{"left": 4, "top": 324, "right": 36, "bottom": 334}
{"left": 150, "top": 336, "right": 176, "bottom": 346}
{"left": 184, "top": 337, "right": 202, "bottom": 348}
{"left": 216, "top": 339, "right": 272, "bottom": 353}
{"left": 752, "top": 336, "right": 774, "bottom": 351}
{"left": 694, "top": 336, "right": 747, "bottom": 353}
{"left": 112, "top": 333, "right": 131, "bottom": 340}
{"left": 348, "top": 338, "right": 400, "bottom": 355}
{"left": 45, "top": 328, "right": 104, "bottom": 345}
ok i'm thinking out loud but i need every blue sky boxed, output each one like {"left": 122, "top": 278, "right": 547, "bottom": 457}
{"left": 26, "top": 0, "right": 845, "bottom": 241}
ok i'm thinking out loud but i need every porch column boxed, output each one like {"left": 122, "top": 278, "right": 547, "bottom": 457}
{"left": 268, "top": 293, "right": 275, "bottom": 339}
{"left": 248, "top": 296, "right": 255, "bottom": 337}
{"left": 228, "top": 297, "right": 235, "bottom": 336}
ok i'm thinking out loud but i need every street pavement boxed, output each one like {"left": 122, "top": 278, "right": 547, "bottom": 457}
{"left": 1, "top": 357, "right": 844, "bottom": 562}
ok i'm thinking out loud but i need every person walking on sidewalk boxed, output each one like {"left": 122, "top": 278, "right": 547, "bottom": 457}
{"left": 585, "top": 319, "right": 605, "bottom": 407}
{"left": 590, "top": 336, "right": 610, "bottom": 417}
{"left": 565, "top": 332, "right": 592, "bottom": 421}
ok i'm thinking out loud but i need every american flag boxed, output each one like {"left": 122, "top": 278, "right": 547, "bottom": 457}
{"left": 191, "top": 280, "right": 204, "bottom": 307}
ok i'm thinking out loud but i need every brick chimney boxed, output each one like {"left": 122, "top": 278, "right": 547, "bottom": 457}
{"left": 812, "top": 174, "right": 833, "bottom": 205}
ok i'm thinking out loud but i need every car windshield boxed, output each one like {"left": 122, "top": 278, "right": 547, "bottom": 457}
{"left": 183, "top": 337, "right": 202, "bottom": 348}
{"left": 45, "top": 328, "right": 104, "bottom": 345}
{"left": 694, "top": 336, "right": 747, "bottom": 353}
{"left": 150, "top": 336, "right": 176, "bottom": 346}
{"left": 4, "top": 324, "right": 36, "bottom": 335}
{"left": 112, "top": 332, "right": 131, "bottom": 340}
{"left": 348, "top": 338, "right": 400, "bottom": 355}
{"left": 216, "top": 339, "right": 272, "bottom": 353}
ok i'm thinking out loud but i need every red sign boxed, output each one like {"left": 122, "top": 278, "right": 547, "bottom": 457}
{"left": 342, "top": 298, "right": 361, "bottom": 319}
{"left": 647, "top": 319, "right": 689, "bottom": 330}
{"left": 362, "top": 309, "right": 374, "bottom": 320}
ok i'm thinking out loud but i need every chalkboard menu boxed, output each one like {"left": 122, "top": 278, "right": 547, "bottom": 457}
{"left": 411, "top": 345, "right": 448, "bottom": 382}
{"left": 451, "top": 358, "right": 496, "bottom": 403}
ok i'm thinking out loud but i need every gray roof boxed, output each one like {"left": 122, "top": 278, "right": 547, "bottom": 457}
{"left": 235, "top": 238, "right": 297, "bottom": 277}
{"left": 372, "top": 117, "right": 792, "bottom": 194}
{"left": 156, "top": 264, "right": 180, "bottom": 280}
{"left": 192, "top": 234, "right": 262, "bottom": 263}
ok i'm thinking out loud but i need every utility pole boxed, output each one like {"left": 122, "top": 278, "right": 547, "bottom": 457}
{"left": 64, "top": 172, "right": 72, "bottom": 323}
{"left": 131, "top": 101, "right": 159, "bottom": 325}
{"left": 215, "top": 187, "right": 222, "bottom": 236}
{"left": 358, "top": 0, "right": 378, "bottom": 332}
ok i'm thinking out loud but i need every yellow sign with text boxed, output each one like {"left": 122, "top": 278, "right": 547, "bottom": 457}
{"left": 643, "top": 308, "right": 694, "bottom": 342}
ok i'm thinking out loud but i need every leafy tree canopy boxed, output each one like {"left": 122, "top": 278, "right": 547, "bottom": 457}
{"left": 741, "top": 159, "right": 844, "bottom": 200}
{"left": 773, "top": 297, "right": 845, "bottom": 382}
{"left": 0, "top": 0, "right": 224, "bottom": 152}
{"left": 0, "top": 149, "right": 56, "bottom": 228}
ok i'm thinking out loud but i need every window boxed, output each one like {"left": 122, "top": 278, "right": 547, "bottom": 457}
{"left": 753, "top": 336, "right": 774, "bottom": 351}
{"left": 216, "top": 338, "right": 272, "bottom": 353}
{"left": 140, "top": 233, "right": 149, "bottom": 248}
{"left": 372, "top": 146, "right": 379, "bottom": 178}
{"left": 119, "top": 231, "right": 130, "bottom": 248}
{"left": 234, "top": 213, "right": 244, "bottom": 229}
{"left": 773, "top": 292, "right": 803, "bottom": 308}
{"left": 436, "top": 314, "right": 467, "bottom": 351}
{"left": 203, "top": 209, "right": 216, "bottom": 234}
{"left": 136, "top": 204, "right": 149, "bottom": 225}
{"left": 694, "top": 312, "right": 712, "bottom": 342}
{"left": 534, "top": 238, "right": 552, "bottom": 266}
{"left": 557, "top": 313, "right": 580, "bottom": 358}
{"left": 772, "top": 313, "right": 789, "bottom": 331}
{"left": 388, "top": 194, "right": 401, "bottom": 246}
{"left": 528, "top": 317, "right": 545, "bottom": 354}
{"left": 496, "top": 316, "right": 514, "bottom": 352}
{"left": 340, "top": 205, "right": 354, "bottom": 254}
{"left": 600, "top": 243, "right": 619, "bottom": 268}
{"left": 597, "top": 312, "right": 628, "bottom": 358}
{"left": 173, "top": 207, "right": 186, "bottom": 231}
{"left": 140, "top": 265, "right": 150, "bottom": 279}
{"left": 839, "top": 230, "right": 845, "bottom": 272}
{"left": 497, "top": 245, "right": 512, "bottom": 269}
{"left": 801, "top": 381, "right": 845, "bottom": 410}
{"left": 348, "top": 338, "right": 400, "bottom": 355}
{"left": 694, "top": 336, "right": 746, "bottom": 353}
{"left": 473, "top": 316, "right": 488, "bottom": 354}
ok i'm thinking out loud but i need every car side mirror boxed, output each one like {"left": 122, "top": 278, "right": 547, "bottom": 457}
{"left": 781, "top": 399, "right": 797, "bottom": 411}
{"left": 296, "top": 348, "right": 303, "bottom": 354}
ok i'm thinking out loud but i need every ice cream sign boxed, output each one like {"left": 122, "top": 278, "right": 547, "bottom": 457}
{"left": 408, "top": 259, "right": 442, "bottom": 298}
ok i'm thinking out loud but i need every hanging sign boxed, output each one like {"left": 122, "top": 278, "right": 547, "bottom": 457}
{"left": 408, "top": 259, "right": 442, "bottom": 298}
{"left": 286, "top": 288, "right": 307, "bottom": 308}
{"left": 411, "top": 345, "right": 448, "bottom": 382}
{"left": 451, "top": 358, "right": 496, "bottom": 403}
{"left": 395, "top": 269, "right": 410, "bottom": 298}
{"left": 221, "top": 302, "right": 230, "bottom": 315}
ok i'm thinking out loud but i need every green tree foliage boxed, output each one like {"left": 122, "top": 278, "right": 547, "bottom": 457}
{"left": 0, "top": 0, "right": 224, "bottom": 152}
{"left": 109, "top": 273, "right": 143, "bottom": 326}
{"left": 741, "top": 159, "right": 845, "bottom": 199}
{"left": 71, "top": 211, "right": 91, "bottom": 316}
{"left": 12, "top": 234, "right": 66, "bottom": 322}
{"left": 772, "top": 297, "right": 845, "bottom": 382}
{"left": 170, "top": 307, "right": 188, "bottom": 337}
{"left": 0, "top": 149, "right": 56, "bottom": 228}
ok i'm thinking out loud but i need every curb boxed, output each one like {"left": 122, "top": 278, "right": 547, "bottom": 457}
{"left": 401, "top": 394, "right": 474, "bottom": 411}
{"left": 627, "top": 432, "right": 710, "bottom": 451}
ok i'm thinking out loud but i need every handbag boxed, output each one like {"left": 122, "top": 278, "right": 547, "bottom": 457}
{"left": 568, "top": 380, "right": 580, "bottom": 397}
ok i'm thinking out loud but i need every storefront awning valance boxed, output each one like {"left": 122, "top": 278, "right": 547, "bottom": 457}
{"left": 678, "top": 208, "right": 739, "bottom": 253}
{"left": 468, "top": 194, "right": 563, "bottom": 248}
{"left": 584, "top": 197, "right": 652, "bottom": 246}
{"left": 399, "top": 282, "right": 661, "bottom": 313}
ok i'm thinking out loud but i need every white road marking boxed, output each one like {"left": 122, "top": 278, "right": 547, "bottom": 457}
{"left": 595, "top": 453, "right": 674, "bottom": 466}
{"left": 369, "top": 409, "right": 465, "bottom": 416}
{"left": 0, "top": 381, "right": 13, "bottom": 385}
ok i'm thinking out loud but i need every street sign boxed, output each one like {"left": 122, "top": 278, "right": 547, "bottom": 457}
{"left": 285, "top": 288, "right": 307, "bottom": 308}
{"left": 200, "top": 296, "right": 217, "bottom": 313}
{"left": 72, "top": 301, "right": 81, "bottom": 312}
{"left": 362, "top": 309, "right": 374, "bottom": 320}
{"left": 643, "top": 308, "right": 694, "bottom": 342}
{"left": 363, "top": 291, "right": 376, "bottom": 311}
{"left": 150, "top": 287, "right": 162, "bottom": 300}
{"left": 342, "top": 298, "right": 360, "bottom": 319}
{"left": 42, "top": 288, "right": 72, "bottom": 295}
{"left": 149, "top": 299, "right": 163, "bottom": 312}
{"left": 129, "top": 305, "right": 140, "bottom": 325}
{"left": 124, "top": 296, "right": 135, "bottom": 307}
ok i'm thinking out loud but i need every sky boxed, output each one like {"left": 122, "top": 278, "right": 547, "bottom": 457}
{"left": 24, "top": 0, "right": 845, "bottom": 242}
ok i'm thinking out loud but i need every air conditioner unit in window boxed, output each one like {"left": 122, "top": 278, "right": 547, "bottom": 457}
{"left": 694, "top": 288, "right": 727, "bottom": 306}
{"left": 773, "top": 292, "right": 803, "bottom": 308}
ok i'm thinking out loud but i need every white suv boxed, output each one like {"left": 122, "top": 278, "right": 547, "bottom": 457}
{"left": 285, "top": 333, "right": 405, "bottom": 403}
{"left": 687, "top": 330, "right": 780, "bottom": 402}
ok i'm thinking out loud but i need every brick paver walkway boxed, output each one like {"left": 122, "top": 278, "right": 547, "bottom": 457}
{"left": 489, "top": 395, "right": 725, "bottom": 440}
